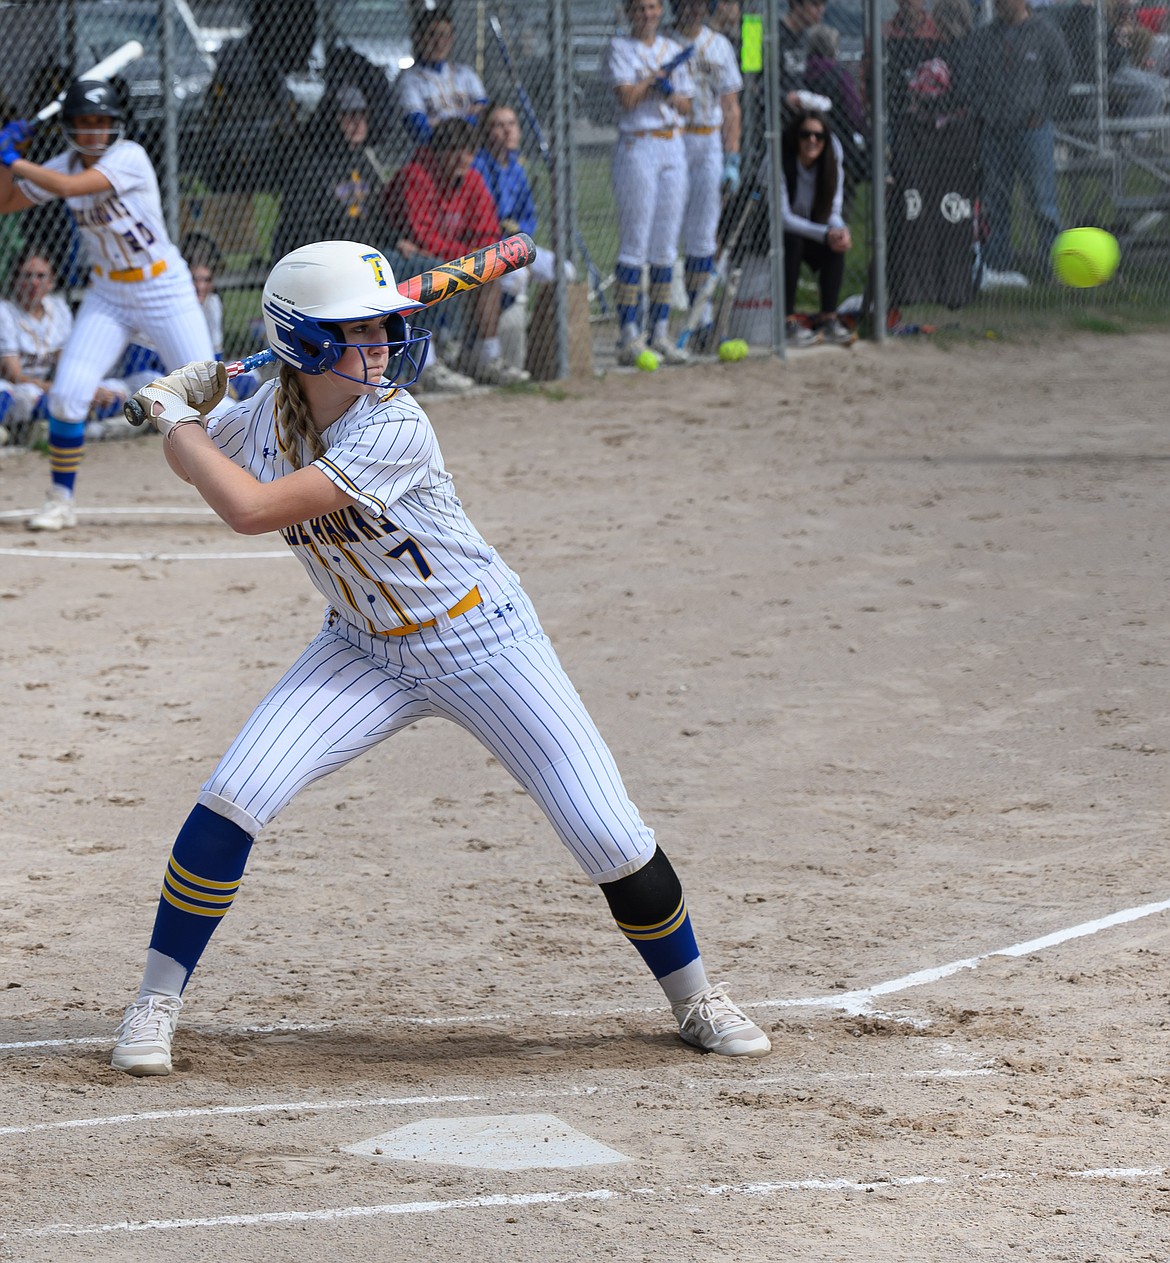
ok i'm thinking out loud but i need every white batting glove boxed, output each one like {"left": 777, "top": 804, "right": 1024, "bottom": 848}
{"left": 163, "top": 360, "right": 228, "bottom": 416}
{"left": 131, "top": 361, "right": 227, "bottom": 439}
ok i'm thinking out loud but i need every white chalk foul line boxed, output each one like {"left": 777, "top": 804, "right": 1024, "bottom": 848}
{"left": 0, "top": 506, "right": 216, "bottom": 520}
{"left": 756, "top": 895, "right": 1170, "bottom": 1017}
{"left": 16, "top": 1169, "right": 1168, "bottom": 1238}
{"left": 6, "top": 893, "right": 1167, "bottom": 1059}
{"left": 0, "top": 548, "right": 287, "bottom": 561}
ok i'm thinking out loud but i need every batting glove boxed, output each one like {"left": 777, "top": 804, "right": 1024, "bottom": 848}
{"left": 132, "top": 361, "right": 227, "bottom": 439}
{"left": 0, "top": 142, "right": 20, "bottom": 168}
{"left": 721, "top": 152, "right": 741, "bottom": 194}
{"left": 0, "top": 120, "right": 31, "bottom": 146}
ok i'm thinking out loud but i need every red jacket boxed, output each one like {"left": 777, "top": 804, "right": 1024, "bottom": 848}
{"left": 385, "top": 148, "right": 500, "bottom": 260}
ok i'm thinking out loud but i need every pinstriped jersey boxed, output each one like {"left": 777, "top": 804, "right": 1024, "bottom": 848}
{"left": 664, "top": 25, "right": 742, "bottom": 129}
{"left": 606, "top": 34, "right": 696, "bottom": 134}
{"left": 16, "top": 140, "right": 181, "bottom": 277}
{"left": 208, "top": 380, "right": 494, "bottom": 633}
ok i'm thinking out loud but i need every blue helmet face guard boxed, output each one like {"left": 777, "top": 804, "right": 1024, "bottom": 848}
{"left": 264, "top": 305, "right": 431, "bottom": 387}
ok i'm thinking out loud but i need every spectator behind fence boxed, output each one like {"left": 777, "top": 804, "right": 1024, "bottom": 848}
{"left": 962, "top": 0, "right": 1072, "bottom": 288}
{"left": 606, "top": 0, "right": 695, "bottom": 367}
{"left": 667, "top": 0, "right": 743, "bottom": 351}
{"left": 472, "top": 103, "right": 576, "bottom": 377}
{"left": 272, "top": 85, "right": 391, "bottom": 261}
{"left": 1110, "top": 20, "right": 1168, "bottom": 124}
{"left": 385, "top": 117, "right": 528, "bottom": 389}
{"left": 779, "top": 109, "right": 856, "bottom": 349}
{"left": 802, "top": 24, "right": 866, "bottom": 198}
{"left": 0, "top": 249, "right": 126, "bottom": 446}
{"left": 397, "top": 4, "right": 488, "bottom": 146}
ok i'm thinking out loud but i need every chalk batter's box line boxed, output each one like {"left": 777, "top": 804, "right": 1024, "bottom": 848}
{"left": 3, "top": 894, "right": 1167, "bottom": 1060}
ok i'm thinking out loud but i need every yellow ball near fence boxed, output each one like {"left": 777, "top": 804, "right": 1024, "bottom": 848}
{"left": 635, "top": 348, "right": 659, "bottom": 372}
{"left": 718, "top": 338, "right": 749, "bottom": 362}
{"left": 1051, "top": 227, "right": 1119, "bottom": 288}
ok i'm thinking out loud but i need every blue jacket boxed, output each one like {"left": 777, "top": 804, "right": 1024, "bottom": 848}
{"left": 472, "top": 149, "right": 537, "bottom": 237}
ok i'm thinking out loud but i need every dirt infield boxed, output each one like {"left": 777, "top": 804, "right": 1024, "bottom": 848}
{"left": 1, "top": 335, "right": 1168, "bottom": 1261}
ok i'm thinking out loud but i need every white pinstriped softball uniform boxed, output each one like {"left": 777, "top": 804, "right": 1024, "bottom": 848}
{"left": 606, "top": 33, "right": 695, "bottom": 269}
{"left": 197, "top": 380, "right": 657, "bottom": 883}
{"left": 396, "top": 60, "right": 488, "bottom": 130}
{"left": 16, "top": 140, "right": 212, "bottom": 422}
{"left": 668, "top": 24, "right": 742, "bottom": 258}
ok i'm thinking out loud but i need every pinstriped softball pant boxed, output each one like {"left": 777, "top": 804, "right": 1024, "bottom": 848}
{"left": 199, "top": 561, "right": 657, "bottom": 883}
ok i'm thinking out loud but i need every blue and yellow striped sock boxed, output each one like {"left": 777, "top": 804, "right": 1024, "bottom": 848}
{"left": 46, "top": 416, "right": 85, "bottom": 493}
{"left": 146, "top": 804, "right": 254, "bottom": 991}
{"left": 615, "top": 262, "right": 643, "bottom": 333}
{"left": 601, "top": 847, "right": 708, "bottom": 1004}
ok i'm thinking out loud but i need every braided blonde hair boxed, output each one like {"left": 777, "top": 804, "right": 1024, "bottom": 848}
{"left": 274, "top": 364, "right": 326, "bottom": 469}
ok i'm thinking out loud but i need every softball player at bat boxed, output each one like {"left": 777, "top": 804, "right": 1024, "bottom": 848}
{"left": 0, "top": 79, "right": 213, "bottom": 531}
{"left": 667, "top": 0, "right": 743, "bottom": 347}
{"left": 607, "top": 0, "right": 695, "bottom": 366}
{"left": 110, "top": 239, "right": 770, "bottom": 1075}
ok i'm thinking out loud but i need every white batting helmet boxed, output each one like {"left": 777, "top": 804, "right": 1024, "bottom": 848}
{"left": 262, "top": 240, "right": 427, "bottom": 376}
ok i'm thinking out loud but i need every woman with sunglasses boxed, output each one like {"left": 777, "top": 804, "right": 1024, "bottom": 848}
{"left": 108, "top": 238, "right": 771, "bottom": 1077}
{"left": 781, "top": 109, "right": 856, "bottom": 348}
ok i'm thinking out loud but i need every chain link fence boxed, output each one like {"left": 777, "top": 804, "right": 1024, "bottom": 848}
{"left": 0, "top": 0, "right": 1167, "bottom": 398}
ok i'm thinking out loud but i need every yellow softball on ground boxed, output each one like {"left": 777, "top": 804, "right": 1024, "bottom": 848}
{"left": 718, "top": 338, "right": 749, "bottom": 362}
{"left": 1051, "top": 227, "right": 1119, "bottom": 288}
{"left": 635, "top": 348, "right": 659, "bottom": 372}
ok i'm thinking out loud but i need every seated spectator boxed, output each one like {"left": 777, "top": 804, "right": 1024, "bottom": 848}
{"left": 779, "top": 109, "right": 856, "bottom": 348}
{"left": 396, "top": 5, "right": 488, "bottom": 146}
{"left": 272, "top": 85, "right": 392, "bottom": 262}
{"left": 1110, "top": 21, "right": 1168, "bottom": 125}
{"left": 472, "top": 103, "right": 538, "bottom": 376}
{"left": 0, "top": 250, "right": 126, "bottom": 445}
{"left": 385, "top": 117, "right": 528, "bottom": 388}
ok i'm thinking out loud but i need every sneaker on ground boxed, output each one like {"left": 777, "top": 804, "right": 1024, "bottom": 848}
{"left": 100, "top": 415, "right": 143, "bottom": 441}
{"left": 980, "top": 267, "right": 1030, "bottom": 290}
{"left": 26, "top": 486, "right": 77, "bottom": 532}
{"left": 111, "top": 994, "right": 182, "bottom": 1076}
{"left": 474, "top": 358, "right": 531, "bottom": 387}
{"left": 820, "top": 317, "right": 858, "bottom": 347}
{"left": 785, "top": 320, "right": 822, "bottom": 349}
{"left": 417, "top": 358, "right": 475, "bottom": 394}
{"left": 616, "top": 336, "right": 650, "bottom": 367}
{"left": 673, "top": 984, "right": 772, "bottom": 1057}
{"left": 648, "top": 337, "right": 691, "bottom": 365}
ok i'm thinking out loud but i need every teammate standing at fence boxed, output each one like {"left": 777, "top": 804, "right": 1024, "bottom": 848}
{"left": 667, "top": 0, "right": 743, "bottom": 352}
{"left": 607, "top": 0, "right": 696, "bottom": 365}
{"left": 397, "top": 4, "right": 488, "bottom": 146}
{"left": 0, "top": 80, "right": 213, "bottom": 530}
{"left": 962, "top": 0, "right": 1072, "bottom": 287}
{"left": 108, "top": 238, "right": 772, "bottom": 1076}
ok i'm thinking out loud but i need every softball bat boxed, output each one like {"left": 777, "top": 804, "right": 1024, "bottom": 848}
{"left": 123, "top": 233, "right": 537, "bottom": 427}
{"left": 34, "top": 40, "right": 146, "bottom": 125}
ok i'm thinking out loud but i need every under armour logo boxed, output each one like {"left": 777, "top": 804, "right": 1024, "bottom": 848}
{"left": 493, "top": 603, "right": 514, "bottom": 618}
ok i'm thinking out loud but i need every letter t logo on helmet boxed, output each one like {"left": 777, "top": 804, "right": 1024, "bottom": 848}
{"left": 361, "top": 252, "right": 389, "bottom": 287}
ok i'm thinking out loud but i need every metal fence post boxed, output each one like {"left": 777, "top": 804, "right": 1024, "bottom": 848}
{"left": 551, "top": 0, "right": 571, "bottom": 380}
{"left": 867, "top": 0, "right": 888, "bottom": 344}
{"left": 764, "top": 0, "right": 787, "bottom": 358}
{"left": 159, "top": 0, "right": 180, "bottom": 244}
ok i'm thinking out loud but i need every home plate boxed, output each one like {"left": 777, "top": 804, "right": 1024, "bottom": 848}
{"left": 343, "top": 1113, "right": 632, "bottom": 1171}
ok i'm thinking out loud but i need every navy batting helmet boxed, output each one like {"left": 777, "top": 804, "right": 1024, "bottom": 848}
{"left": 61, "top": 79, "right": 125, "bottom": 156}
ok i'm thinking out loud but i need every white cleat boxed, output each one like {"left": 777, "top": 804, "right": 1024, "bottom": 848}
{"left": 111, "top": 994, "right": 182, "bottom": 1076}
{"left": 648, "top": 337, "right": 691, "bottom": 366}
{"left": 473, "top": 357, "right": 531, "bottom": 387}
{"left": 674, "top": 985, "right": 771, "bottom": 1058}
{"left": 26, "top": 486, "right": 77, "bottom": 532}
{"left": 417, "top": 358, "right": 475, "bottom": 394}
